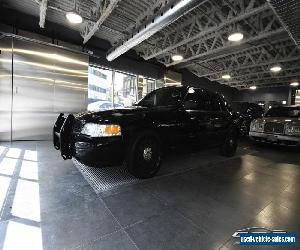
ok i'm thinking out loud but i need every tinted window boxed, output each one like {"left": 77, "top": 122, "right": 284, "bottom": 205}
{"left": 184, "top": 90, "right": 214, "bottom": 111}
{"left": 211, "top": 95, "right": 222, "bottom": 111}
{"left": 266, "top": 107, "right": 300, "bottom": 118}
{"left": 137, "top": 87, "right": 186, "bottom": 107}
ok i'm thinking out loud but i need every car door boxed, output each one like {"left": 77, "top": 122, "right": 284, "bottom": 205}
{"left": 180, "top": 89, "right": 216, "bottom": 145}
{"left": 209, "top": 94, "right": 232, "bottom": 143}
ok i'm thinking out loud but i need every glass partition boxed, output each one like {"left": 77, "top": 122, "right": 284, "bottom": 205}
{"left": 87, "top": 66, "right": 160, "bottom": 109}
{"left": 137, "top": 76, "right": 156, "bottom": 101}
{"left": 114, "top": 72, "right": 137, "bottom": 108}
{"left": 88, "top": 67, "right": 113, "bottom": 111}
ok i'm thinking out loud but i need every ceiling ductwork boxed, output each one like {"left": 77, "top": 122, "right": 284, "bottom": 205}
{"left": 106, "top": 0, "right": 207, "bottom": 61}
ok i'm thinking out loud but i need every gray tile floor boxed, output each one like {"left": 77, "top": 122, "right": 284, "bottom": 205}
{"left": 0, "top": 140, "right": 299, "bottom": 250}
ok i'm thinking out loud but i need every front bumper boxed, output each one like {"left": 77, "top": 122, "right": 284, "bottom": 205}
{"left": 53, "top": 114, "right": 125, "bottom": 166}
{"left": 73, "top": 136, "right": 124, "bottom": 166}
{"left": 249, "top": 131, "right": 300, "bottom": 146}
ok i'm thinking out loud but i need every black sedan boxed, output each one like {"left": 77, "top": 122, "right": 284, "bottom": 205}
{"left": 53, "top": 86, "right": 239, "bottom": 178}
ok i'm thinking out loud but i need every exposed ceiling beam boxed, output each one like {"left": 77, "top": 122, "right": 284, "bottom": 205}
{"left": 163, "top": 25, "right": 285, "bottom": 67}
{"left": 31, "top": 0, "right": 125, "bottom": 38}
{"left": 106, "top": 0, "right": 207, "bottom": 61}
{"left": 155, "top": 6, "right": 285, "bottom": 67}
{"left": 188, "top": 40, "right": 300, "bottom": 78}
{"left": 82, "top": 0, "right": 121, "bottom": 44}
{"left": 177, "top": 38, "right": 292, "bottom": 69}
{"left": 237, "top": 79, "right": 296, "bottom": 89}
{"left": 211, "top": 65, "right": 300, "bottom": 81}
{"left": 238, "top": 80, "right": 291, "bottom": 89}
{"left": 192, "top": 55, "right": 300, "bottom": 78}
{"left": 141, "top": 1, "right": 269, "bottom": 60}
{"left": 225, "top": 73, "right": 300, "bottom": 86}
{"left": 38, "top": 0, "right": 48, "bottom": 28}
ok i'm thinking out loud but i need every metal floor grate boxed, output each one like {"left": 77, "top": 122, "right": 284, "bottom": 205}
{"left": 73, "top": 144, "right": 255, "bottom": 195}
{"left": 73, "top": 159, "right": 141, "bottom": 194}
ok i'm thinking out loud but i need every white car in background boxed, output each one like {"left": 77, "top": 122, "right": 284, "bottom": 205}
{"left": 88, "top": 101, "right": 123, "bottom": 112}
{"left": 249, "top": 106, "right": 300, "bottom": 147}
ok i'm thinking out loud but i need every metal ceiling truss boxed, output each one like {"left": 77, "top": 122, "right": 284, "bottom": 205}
{"left": 39, "top": 0, "right": 48, "bottom": 28}
{"left": 157, "top": 9, "right": 285, "bottom": 66}
{"left": 137, "top": 0, "right": 269, "bottom": 61}
{"left": 223, "top": 70, "right": 300, "bottom": 86}
{"left": 106, "top": 0, "right": 206, "bottom": 61}
{"left": 188, "top": 39, "right": 300, "bottom": 78}
{"left": 81, "top": 0, "right": 121, "bottom": 44}
{"left": 236, "top": 76, "right": 300, "bottom": 89}
{"left": 212, "top": 63, "right": 300, "bottom": 82}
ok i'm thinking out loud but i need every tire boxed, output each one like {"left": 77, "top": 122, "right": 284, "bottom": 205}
{"left": 126, "top": 132, "right": 162, "bottom": 179}
{"left": 220, "top": 128, "right": 239, "bottom": 157}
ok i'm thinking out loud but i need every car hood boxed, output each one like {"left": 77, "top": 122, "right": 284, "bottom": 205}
{"left": 74, "top": 106, "right": 161, "bottom": 123}
{"left": 254, "top": 117, "right": 300, "bottom": 125}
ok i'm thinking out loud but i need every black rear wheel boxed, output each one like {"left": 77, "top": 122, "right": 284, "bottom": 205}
{"left": 220, "top": 128, "right": 238, "bottom": 157}
{"left": 127, "top": 133, "right": 161, "bottom": 179}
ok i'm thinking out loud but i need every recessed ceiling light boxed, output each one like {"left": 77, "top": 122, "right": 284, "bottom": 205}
{"left": 172, "top": 54, "right": 183, "bottom": 62}
{"left": 250, "top": 86, "right": 257, "bottom": 90}
{"left": 222, "top": 74, "right": 231, "bottom": 79}
{"left": 228, "top": 32, "right": 244, "bottom": 42}
{"left": 66, "top": 12, "right": 83, "bottom": 24}
{"left": 270, "top": 66, "right": 282, "bottom": 72}
{"left": 290, "top": 82, "right": 299, "bottom": 87}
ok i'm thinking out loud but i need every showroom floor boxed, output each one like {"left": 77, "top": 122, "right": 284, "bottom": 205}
{"left": 0, "top": 140, "right": 299, "bottom": 250}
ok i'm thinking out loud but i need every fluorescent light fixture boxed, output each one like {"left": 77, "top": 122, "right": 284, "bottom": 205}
{"left": 66, "top": 12, "right": 83, "bottom": 24}
{"left": 171, "top": 54, "right": 183, "bottom": 62}
{"left": 228, "top": 32, "right": 244, "bottom": 42}
{"left": 222, "top": 74, "right": 231, "bottom": 79}
{"left": 270, "top": 66, "right": 282, "bottom": 72}
{"left": 250, "top": 86, "right": 257, "bottom": 90}
{"left": 290, "top": 82, "right": 299, "bottom": 87}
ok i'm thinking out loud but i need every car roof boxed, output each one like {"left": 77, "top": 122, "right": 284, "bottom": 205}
{"left": 158, "top": 85, "right": 224, "bottom": 98}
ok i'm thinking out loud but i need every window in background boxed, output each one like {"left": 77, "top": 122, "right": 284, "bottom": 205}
{"left": 114, "top": 72, "right": 137, "bottom": 108}
{"left": 296, "top": 90, "right": 300, "bottom": 106}
{"left": 137, "top": 76, "right": 156, "bottom": 100}
{"left": 88, "top": 67, "right": 113, "bottom": 111}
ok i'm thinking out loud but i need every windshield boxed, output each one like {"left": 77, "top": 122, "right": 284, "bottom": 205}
{"left": 265, "top": 107, "right": 300, "bottom": 118}
{"left": 137, "top": 87, "right": 186, "bottom": 107}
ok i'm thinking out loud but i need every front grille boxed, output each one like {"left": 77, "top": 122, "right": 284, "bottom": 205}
{"left": 264, "top": 122, "right": 284, "bottom": 134}
{"left": 73, "top": 119, "right": 84, "bottom": 133}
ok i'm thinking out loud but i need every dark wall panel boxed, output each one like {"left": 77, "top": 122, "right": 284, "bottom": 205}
{"left": 236, "top": 86, "right": 291, "bottom": 104}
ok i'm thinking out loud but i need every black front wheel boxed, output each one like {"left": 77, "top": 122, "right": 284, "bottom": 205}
{"left": 127, "top": 133, "right": 162, "bottom": 179}
{"left": 220, "top": 128, "right": 239, "bottom": 157}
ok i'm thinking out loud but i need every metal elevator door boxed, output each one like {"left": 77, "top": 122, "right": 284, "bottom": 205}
{"left": 10, "top": 38, "right": 88, "bottom": 141}
{"left": 0, "top": 37, "right": 13, "bottom": 141}
{"left": 12, "top": 39, "right": 56, "bottom": 140}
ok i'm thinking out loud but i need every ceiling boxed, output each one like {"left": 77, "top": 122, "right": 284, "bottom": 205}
{"left": 1, "top": 0, "right": 300, "bottom": 89}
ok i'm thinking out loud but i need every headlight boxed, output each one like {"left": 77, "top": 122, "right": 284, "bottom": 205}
{"left": 81, "top": 123, "right": 121, "bottom": 137}
{"left": 285, "top": 124, "right": 300, "bottom": 136}
{"left": 250, "top": 120, "right": 264, "bottom": 132}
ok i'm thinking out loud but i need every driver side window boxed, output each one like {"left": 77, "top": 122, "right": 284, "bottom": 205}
{"left": 183, "top": 91, "right": 211, "bottom": 111}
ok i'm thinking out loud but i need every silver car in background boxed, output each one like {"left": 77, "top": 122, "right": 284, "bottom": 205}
{"left": 249, "top": 106, "right": 300, "bottom": 147}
